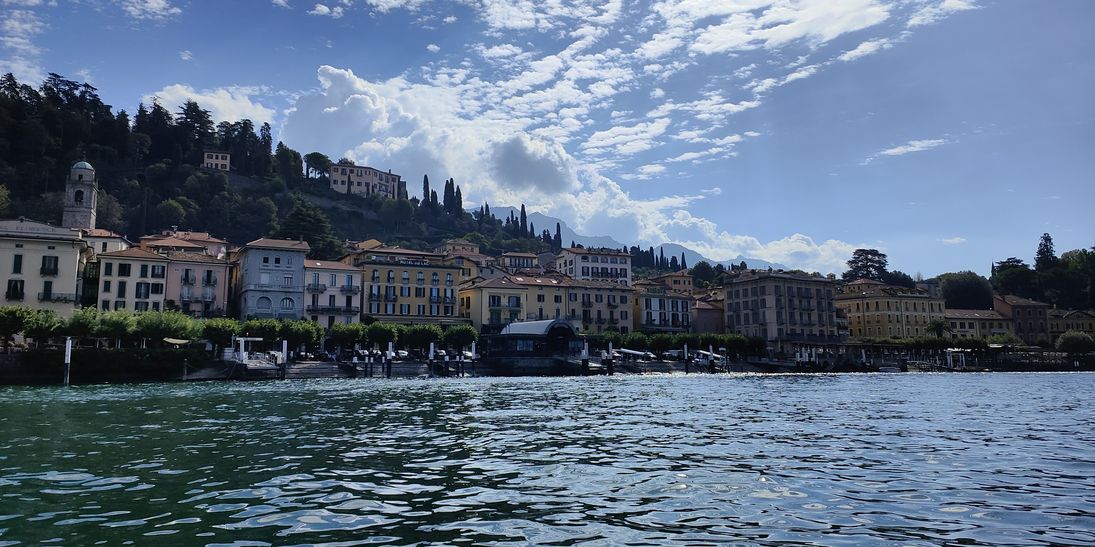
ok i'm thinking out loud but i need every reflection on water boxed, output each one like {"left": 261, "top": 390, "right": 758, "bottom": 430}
{"left": 1, "top": 373, "right": 1093, "bottom": 545}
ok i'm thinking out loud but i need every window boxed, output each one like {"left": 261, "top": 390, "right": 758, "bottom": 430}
{"left": 11, "top": 254, "right": 21, "bottom": 274}
{"left": 40, "top": 255, "right": 59, "bottom": 275}
{"left": 103, "top": 280, "right": 112, "bottom": 292}
{"left": 281, "top": 297, "right": 294, "bottom": 309}
{"left": 257, "top": 296, "right": 272, "bottom": 310}
{"left": 103, "top": 262, "right": 113, "bottom": 276}
{"left": 114, "top": 300, "right": 125, "bottom": 310}
{"left": 283, "top": 276, "right": 293, "bottom": 287}
{"left": 263, "top": 256, "right": 269, "bottom": 264}
{"left": 5, "top": 280, "right": 24, "bottom": 300}
{"left": 135, "top": 301, "right": 149, "bottom": 312}
{"left": 151, "top": 283, "right": 163, "bottom": 295}
{"left": 151, "top": 265, "right": 165, "bottom": 278}
{"left": 136, "top": 282, "right": 150, "bottom": 299}
{"left": 118, "top": 263, "right": 131, "bottom": 277}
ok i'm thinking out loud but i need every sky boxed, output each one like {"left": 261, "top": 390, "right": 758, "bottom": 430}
{"left": 2, "top": 0, "right": 1093, "bottom": 276}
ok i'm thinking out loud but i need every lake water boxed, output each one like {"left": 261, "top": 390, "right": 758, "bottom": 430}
{"left": 1, "top": 373, "right": 1093, "bottom": 546}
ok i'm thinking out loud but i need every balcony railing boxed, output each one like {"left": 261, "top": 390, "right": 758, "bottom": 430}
{"left": 203, "top": 276, "right": 218, "bottom": 286}
{"left": 40, "top": 267, "right": 59, "bottom": 276}
{"left": 181, "top": 274, "right": 196, "bottom": 285}
{"left": 368, "top": 293, "right": 383, "bottom": 301}
{"left": 607, "top": 302, "right": 619, "bottom": 308}
{"left": 429, "top": 295, "right": 441, "bottom": 303}
{"left": 307, "top": 283, "right": 327, "bottom": 293}
{"left": 202, "top": 293, "right": 216, "bottom": 302}
{"left": 38, "top": 292, "right": 77, "bottom": 303}
{"left": 384, "top": 294, "right": 399, "bottom": 302}
{"left": 443, "top": 297, "right": 456, "bottom": 304}
{"left": 306, "top": 305, "right": 361, "bottom": 314}
{"left": 339, "top": 285, "right": 361, "bottom": 294}
{"left": 5, "top": 292, "right": 24, "bottom": 301}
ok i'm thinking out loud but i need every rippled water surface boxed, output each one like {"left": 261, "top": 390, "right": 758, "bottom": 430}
{"left": 1, "top": 373, "right": 1093, "bottom": 546}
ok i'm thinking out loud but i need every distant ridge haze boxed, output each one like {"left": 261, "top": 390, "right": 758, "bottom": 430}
{"left": 489, "top": 207, "right": 786, "bottom": 271}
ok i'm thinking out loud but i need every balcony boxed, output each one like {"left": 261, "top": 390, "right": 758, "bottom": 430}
{"left": 202, "top": 293, "right": 216, "bottom": 302}
{"left": 607, "top": 302, "right": 619, "bottom": 308}
{"left": 307, "top": 283, "right": 327, "bottom": 293}
{"left": 384, "top": 294, "right": 399, "bottom": 302}
{"left": 242, "top": 283, "right": 302, "bottom": 292}
{"left": 430, "top": 295, "right": 442, "bottom": 303}
{"left": 307, "top": 305, "right": 361, "bottom": 314}
{"left": 38, "top": 292, "right": 77, "bottom": 303}
{"left": 40, "top": 266, "right": 59, "bottom": 276}
{"left": 595, "top": 318, "right": 606, "bottom": 324}
{"left": 368, "top": 293, "right": 383, "bottom": 301}
{"left": 203, "top": 276, "right": 218, "bottom": 287}
{"left": 581, "top": 301, "right": 593, "bottom": 308}
{"left": 339, "top": 285, "right": 361, "bottom": 295}
{"left": 443, "top": 297, "right": 456, "bottom": 304}
{"left": 181, "top": 274, "right": 196, "bottom": 285}
{"left": 4, "top": 291, "right": 24, "bottom": 301}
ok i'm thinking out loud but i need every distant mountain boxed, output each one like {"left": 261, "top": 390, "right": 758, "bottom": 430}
{"left": 490, "top": 207, "right": 785, "bottom": 270}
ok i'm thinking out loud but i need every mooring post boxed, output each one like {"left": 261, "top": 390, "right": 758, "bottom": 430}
{"left": 63, "top": 336, "right": 72, "bottom": 387}
{"left": 183, "top": 358, "right": 188, "bottom": 382}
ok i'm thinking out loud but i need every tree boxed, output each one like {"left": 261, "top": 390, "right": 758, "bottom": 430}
{"left": 303, "top": 152, "right": 332, "bottom": 179}
{"left": 326, "top": 322, "right": 364, "bottom": 350}
{"left": 63, "top": 307, "right": 101, "bottom": 344}
{"left": 274, "top": 141, "right": 304, "bottom": 185}
{"left": 553, "top": 223, "right": 562, "bottom": 250}
{"left": 991, "top": 258, "right": 1039, "bottom": 299}
{"left": 153, "top": 199, "right": 188, "bottom": 230}
{"left": 880, "top": 270, "right": 916, "bottom": 289}
{"left": 1055, "top": 330, "right": 1094, "bottom": 355}
{"left": 442, "top": 325, "right": 478, "bottom": 350}
{"left": 98, "top": 310, "right": 137, "bottom": 348}
{"left": 937, "top": 271, "right": 993, "bottom": 309}
{"left": 136, "top": 311, "right": 200, "bottom": 347}
{"left": 202, "top": 317, "right": 240, "bottom": 357}
{"left": 0, "top": 186, "right": 9, "bottom": 216}
{"left": 0, "top": 306, "right": 30, "bottom": 350}
{"left": 622, "top": 332, "right": 650, "bottom": 350}
{"left": 1035, "top": 233, "right": 1059, "bottom": 271}
{"left": 282, "top": 320, "right": 322, "bottom": 352}
{"left": 649, "top": 333, "right": 676, "bottom": 354}
{"left": 926, "top": 319, "right": 952, "bottom": 339}
{"left": 241, "top": 318, "right": 282, "bottom": 349}
{"left": 691, "top": 261, "right": 716, "bottom": 286}
{"left": 273, "top": 196, "right": 342, "bottom": 259}
{"left": 680, "top": 253, "right": 687, "bottom": 270}
{"left": 365, "top": 322, "right": 399, "bottom": 349}
{"left": 843, "top": 249, "right": 888, "bottom": 282}
{"left": 519, "top": 204, "right": 527, "bottom": 235}
{"left": 23, "top": 309, "right": 62, "bottom": 347}
{"left": 402, "top": 324, "right": 443, "bottom": 352}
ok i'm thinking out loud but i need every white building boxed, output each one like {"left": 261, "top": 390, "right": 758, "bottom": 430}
{"left": 554, "top": 247, "right": 632, "bottom": 286}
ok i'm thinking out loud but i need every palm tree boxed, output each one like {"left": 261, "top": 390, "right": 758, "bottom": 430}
{"left": 927, "top": 319, "right": 952, "bottom": 339}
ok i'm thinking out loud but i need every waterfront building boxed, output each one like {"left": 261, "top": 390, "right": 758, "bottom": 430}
{"left": 97, "top": 247, "right": 169, "bottom": 312}
{"left": 435, "top": 238, "right": 480, "bottom": 255}
{"left": 944, "top": 309, "right": 1014, "bottom": 339}
{"left": 165, "top": 253, "right": 230, "bottom": 318}
{"left": 992, "top": 295, "right": 1051, "bottom": 345}
{"left": 725, "top": 270, "right": 842, "bottom": 353}
{"left": 691, "top": 296, "right": 724, "bottom": 333}
{"left": 554, "top": 247, "right": 632, "bottom": 286}
{"left": 202, "top": 150, "right": 231, "bottom": 171}
{"left": 1047, "top": 308, "right": 1095, "bottom": 342}
{"left": 328, "top": 163, "right": 406, "bottom": 200}
{"left": 304, "top": 259, "right": 361, "bottom": 329}
{"left": 82, "top": 228, "right": 131, "bottom": 256}
{"left": 649, "top": 269, "right": 694, "bottom": 294}
{"left": 61, "top": 161, "right": 97, "bottom": 231}
{"left": 342, "top": 243, "right": 462, "bottom": 325}
{"left": 459, "top": 273, "right": 632, "bottom": 334}
{"left": 0, "top": 218, "right": 91, "bottom": 317}
{"left": 835, "top": 279, "right": 946, "bottom": 339}
{"left": 633, "top": 279, "right": 691, "bottom": 333}
{"left": 140, "top": 230, "right": 229, "bottom": 258}
{"left": 499, "top": 252, "right": 538, "bottom": 272}
{"left": 233, "top": 238, "right": 310, "bottom": 320}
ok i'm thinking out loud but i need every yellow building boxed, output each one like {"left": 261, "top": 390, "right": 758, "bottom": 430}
{"left": 633, "top": 279, "right": 691, "bottom": 333}
{"left": 945, "top": 309, "right": 1014, "bottom": 339}
{"left": 304, "top": 259, "right": 361, "bottom": 329}
{"left": 460, "top": 273, "right": 633, "bottom": 334}
{"left": 0, "top": 218, "right": 91, "bottom": 317}
{"left": 836, "top": 279, "right": 946, "bottom": 339}
{"left": 1048, "top": 309, "right": 1095, "bottom": 342}
{"left": 342, "top": 244, "right": 463, "bottom": 325}
{"left": 97, "top": 247, "right": 170, "bottom": 312}
{"left": 650, "top": 270, "right": 694, "bottom": 294}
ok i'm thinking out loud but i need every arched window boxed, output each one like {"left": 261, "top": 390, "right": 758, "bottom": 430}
{"left": 74, "top": 190, "right": 84, "bottom": 205}
{"left": 281, "top": 297, "right": 294, "bottom": 309}
{"left": 256, "top": 296, "right": 272, "bottom": 310}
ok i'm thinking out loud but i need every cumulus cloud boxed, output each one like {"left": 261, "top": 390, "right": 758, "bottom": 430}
{"left": 908, "top": 0, "right": 977, "bottom": 27}
{"left": 491, "top": 133, "right": 579, "bottom": 194}
{"left": 426, "top": 43, "right": 440, "bottom": 52}
{"left": 838, "top": 38, "right": 893, "bottom": 61}
{"left": 178, "top": 49, "right": 192, "bottom": 61}
{"left": 941, "top": 237, "right": 967, "bottom": 245}
{"left": 308, "top": 3, "right": 343, "bottom": 18}
{"left": 144, "top": 84, "right": 278, "bottom": 125}
{"left": 272, "top": 0, "right": 290, "bottom": 8}
{"left": 0, "top": 8, "right": 45, "bottom": 82}
{"left": 862, "top": 138, "right": 950, "bottom": 164}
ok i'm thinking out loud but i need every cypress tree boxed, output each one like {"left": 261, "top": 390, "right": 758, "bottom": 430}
{"left": 681, "top": 253, "right": 688, "bottom": 270}
{"left": 421, "top": 175, "right": 430, "bottom": 207}
{"left": 519, "top": 204, "right": 528, "bottom": 235}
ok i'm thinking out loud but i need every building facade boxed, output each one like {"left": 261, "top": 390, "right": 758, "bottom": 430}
{"left": 554, "top": 247, "right": 632, "bottom": 286}
{"left": 836, "top": 279, "right": 946, "bottom": 339}
{"left": 97, "top": 248, "right": 169, "bottom": 312}
{"left": 233, "top": 238, "right": 310, "bottom": 320}
{"left": 304, "top": 260, "right": 361, "bottom": 328}
{"left": 650, "top": 270, "right": 694, "bottom": 294}
{"left": 166, "top": 253, "right": 230, "bottom": 318}
{"left": 329, "top": 164, "right": 406, "bottom": 200}
{"left": 342, "top": 244, "right": 462, "bottom": 325}
{"left": 61, "top": 161, "right": 97, "bottom": 231}
{"left": 725, "top": 270, "right": 842, "bottom": 352}
{"left": 633, "top": 280, "right": 691, "bottom": 333}
{"left": 1047, "top": 309, "right": 1095, "bottom": 343}
{"left": 944, "top": 309, "right": 1014, "bottom": 339}
{"left": 993, "top": 295, "right": 1051, "bottom": 345}
{"left": 0, "top": 218, "right": 90, "bottom": 317}
{"left": 459, "top": 273, "right": 632, "bottom": 334}
{"left": 203, "top": 150, "right": 231, "bottom": 171}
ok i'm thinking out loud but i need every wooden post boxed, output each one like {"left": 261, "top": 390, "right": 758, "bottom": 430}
{"left": 63, "top": 337, "right": 72, "bottom": 387}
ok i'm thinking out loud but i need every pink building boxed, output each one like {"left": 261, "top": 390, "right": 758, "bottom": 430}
{"left": 165, "top": 253, "right": 230, "bottom": 318}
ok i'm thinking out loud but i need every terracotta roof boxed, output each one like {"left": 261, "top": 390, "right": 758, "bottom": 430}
{"left": 304, "top": 259, "right": 358, "bottom": 271}
{"left": 246, "top": 238, "right": 311, "bottom": 251}
{"left": 846, "top": 278, "right": 886, "bottom": 285}
{"left": 945, "top": 309, "right": 1006, "bottom": 320}
{"left": 83, "top": 228, "right": 125, "bottom": 238}
{"left": 145, "top": 236, "right": 205, "bottom": 250}
{"left": 997, "top": 294, "right": 1049, "bottom": 307}
{"left": 169, "top": 252, "right": 229, "bottom": 265}
{"left": 559, "top": 247, "right": 629, "bottom": 256}
{"left": 1048, "top": 309, "right": 1095, "bottom": 319}
{"left": 99, "top": 247, "right": 168, "bottom": 260}
{"left": 501, "top": 252, "right": 538, "bottom": 258}
{"left": 693, "top": 300, "right": 722, "bottom": 310}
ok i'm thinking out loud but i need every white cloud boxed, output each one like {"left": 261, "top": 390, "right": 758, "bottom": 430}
{"left": 178, "top": 49, "right": 192, "bottom": 61}
{"left": 908, "top": 0, "right": 977, "bottom": 27}
{"left": 581, "top": 117, "right": 670, "bottom": 157}
{"left": 0, "top": 8, "right": 45, "bottom": 82}
{"left": 144, "top": 84, "right": 277, "bottom": 125}
{"left": 442, "top": 15, "right": 457, "bottom": 23}
{"left": 863, "top": 138, "right": 950, "bottom": 164}
{"left": 838, "top": 38, "right": 893, "bottom": 61}
{"left": 941, "top": 237, "right": 966, "bottom": 245}
{"left": 272, "top": 0, "right": 290, "bottom": 8}
{"left": 649, "top": 87, "right": 665, "bottom": 99}
{"left": 308, "top": 3, "right": 343, "bottom": 18}
{"left": 426, "top": 43, "right": 440, "bottom": 53}
{"left": 117, "top": 0, "right": 182, "bottom": 20}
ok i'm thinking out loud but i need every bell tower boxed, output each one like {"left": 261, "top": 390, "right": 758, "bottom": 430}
{"left": 62, "top": 161, "right": 97, "bottom": 230}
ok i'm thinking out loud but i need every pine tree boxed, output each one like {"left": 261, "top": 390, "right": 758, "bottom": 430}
{"left": 1035, "top": 233, "right": 1058, "bottom": 271}
{"left": 670, "top": 255, "right": 679, "bottom": 270}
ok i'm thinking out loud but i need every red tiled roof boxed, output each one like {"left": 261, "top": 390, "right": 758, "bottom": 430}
{"left": 998, "top": 295, "right": 1049, "bottom": 307}
{"left": 246, "top": 238, "right": 311, "bottom": 251}
{"left": 304, "top": 259, "right": 358, "bottom": 271}
{"left": 99, "top": 247, "right": 168, "bottom": 260}
{"left": 944, "top": 309, "right": 1005, "bottom": 320}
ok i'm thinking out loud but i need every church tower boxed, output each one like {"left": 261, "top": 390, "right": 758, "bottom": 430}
{"left": 62, "top": 161, "right": 97, "bottom": 230}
